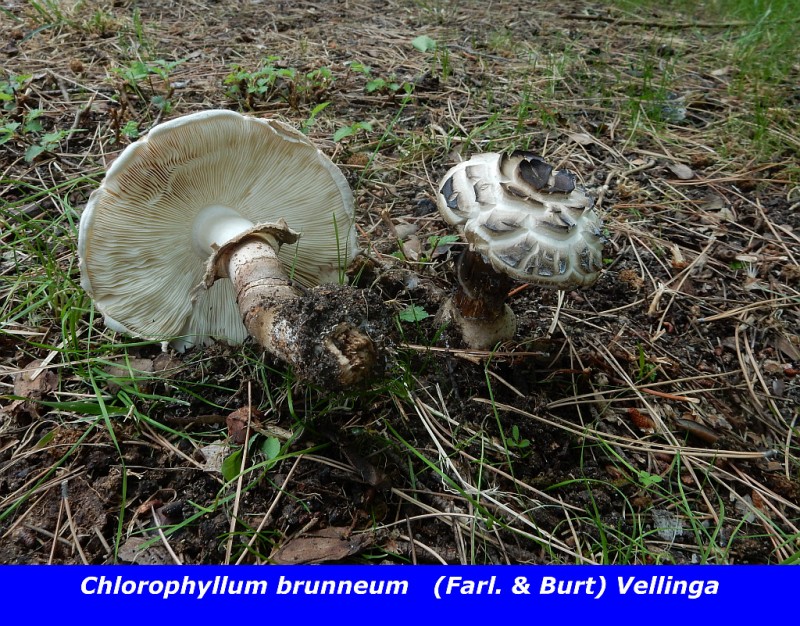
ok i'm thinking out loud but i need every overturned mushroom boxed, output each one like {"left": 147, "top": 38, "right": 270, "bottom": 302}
{"left": 436, "top": 151, "right": 605, "bottom": 349}
{"left": 79, "top": 109, "right": 381, "bottom": 386}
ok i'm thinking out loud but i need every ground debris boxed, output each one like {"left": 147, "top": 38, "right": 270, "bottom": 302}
{"left": 272, "top": 526, "right": 375, "bottom": 564}
{"left": 9, "top": 360, "right": 59, "bottom": 419}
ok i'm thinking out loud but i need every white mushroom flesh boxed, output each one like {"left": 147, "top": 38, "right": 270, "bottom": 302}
{"left": 192, "top": 205, "right": 255, "bottom": 257}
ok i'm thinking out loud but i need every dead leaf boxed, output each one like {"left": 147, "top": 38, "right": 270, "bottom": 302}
{"left": 12, "top": 360, "right": 59, "bottom": 418}
{"left": 117, "top": 537, "right": 173, "bottom": 564}
{"left": 14, "top": 363, "right": 57, "bottom": 396}
{"left": 774, "top": 334, "right": 800, "bottom": 361}
{"left": 272, "top": 527, "right": 374, "bottom": 564}
{"left": 400, "top": 235, "right": 421, "bottom": 262}
{"left": 199, "top": 440, "right": 229, "bottom": 473}
{"left": 761, "top": 359, "right": 784, "bottom": 376}
{"left": 226, "top": 406, "right": 262, "bottom": 445}
{"left": 153, "top": 352, "right": 183, "bottom": 374}
{"left": 674, "top": 417, "right": 720, "bottom": 444}
{"left": 667, "top": 162, "right": 694, "bottom": 180}
{"left": 733, "top": 495, "right": 757, "bottom": 523}
{"left": 565, "top": 131, "right": 594, "bottom": 145}
{"left": 393, "top": 222, "right": 419, "bottom": 240}
{"left": 341, "top": 446, "right": 391, "bottom": 490}
{"left": 103, "top": 357, "right": 154, "bottom": 393}
{"left": 105, "top": 357, "right": 154, "bottom": 377}
{"left": 701, "top": 193, "right": 727, "bottom": 211}
{"left": 652, "top": 508, "right": 685, "bottom": 541}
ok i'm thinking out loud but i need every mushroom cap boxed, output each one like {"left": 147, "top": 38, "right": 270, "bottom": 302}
{"left": 437, "top": 151, "right": 604, "bottom": 288}
{"left": 78, "top": 109, "right": 358, "bottom": 348}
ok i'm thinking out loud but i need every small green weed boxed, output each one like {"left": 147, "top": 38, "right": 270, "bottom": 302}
{"left": 0, "top": 107, "right": 80, "bottom": 162}
{"left": 82, "top": 8, "right": 121, "bottom": 36}
{"left": 411, "top": 35, "right": 437, "bottom": 53}
{"left": 624, "top": 46, "right": 682, "bottom": 126}
{"left": 411, "top": 35, "right": 451, "bottom": 81}
{"left": 366, "top": 77, "right": 408, "bottom": 96}
{"left": 112, "top": 58, "right": 184, "bottom": 116}
{"left": 333, "top": 120, "right": 373, "bottom": 143}
{"left": 119, "top": 120, "right": 140, "bottom": 140}
{"left": 26, "top": 0, "right": 66, "bottom": 25}
{"left": 635, "top": 344, "right": 658, "bottom": 383}
{"left": 221, "top": 435, "right": 282, "bottom": 483}
{"left": 506, "top": 425, "right": 531, "bottom": 451}
{"left": 299, "top": 101, "right": 331, "bottom": 134}
{"left": 397, "top": 305, "right": 430, "bottom": 323}
{"left": 347, "top": 62, "right": 412, "bottom": 99}
{"left": 224, "top": 58, "right": 335, "bottom": 110}
{"left": 0, "top": 74, "right": 30, "bottom": 111}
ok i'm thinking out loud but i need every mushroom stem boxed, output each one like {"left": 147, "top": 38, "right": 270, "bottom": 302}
{"left": 438, "top": 249, "right": 517, "bottom": 350}
{"left": 193, "top": 205, "right": 256, "bottom": 257}
{"left": 226, "top": 237, "right": 379, "bottom": 387}
{"left": 452, "top": 249, "right": 514, "bottom": 321}
{"left": 227, "top": 237, "right": 299, "bottom": 323}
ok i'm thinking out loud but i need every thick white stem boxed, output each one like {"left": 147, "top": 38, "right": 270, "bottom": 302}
{"left": 437, "top": 248, "right": 517, "bottom": 349}
{"left": 193, "top": 205, "right": 255, "bottom": 257}
{"left": 224, "top": 236, "right": 378, "bottom": 387}
{"left": 226, "top": 238, "right": 299, "bottom": 350}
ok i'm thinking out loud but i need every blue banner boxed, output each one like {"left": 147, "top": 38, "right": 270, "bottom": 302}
{"left": 0, "top": 566, "right": 794, "bottom": 623}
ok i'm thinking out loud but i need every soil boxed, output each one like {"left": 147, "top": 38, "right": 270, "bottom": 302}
{"left": 1, "top": 0, "right": 798, "bottom": 564}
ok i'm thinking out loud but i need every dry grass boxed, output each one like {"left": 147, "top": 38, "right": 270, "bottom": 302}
{"left": 1, "top": 0, "right": 798, "bottom": 564}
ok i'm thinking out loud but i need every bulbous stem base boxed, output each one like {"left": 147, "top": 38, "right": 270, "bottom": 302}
{"left": 438, "top": 297, "right": 517, "bottom": 350}
{"left": 439, "top": 249, "right": 517, "bottom": 349}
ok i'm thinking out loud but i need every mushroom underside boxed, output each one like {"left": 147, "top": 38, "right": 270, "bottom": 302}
{"left": 78, "top": 110, "right": 382, "bottom": 387}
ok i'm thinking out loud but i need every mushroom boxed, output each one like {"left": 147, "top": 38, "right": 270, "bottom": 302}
{"left": 435, "top": 151, "right": 605, "bottom": 349}
{"left": 79, "top": 109, "right": 381, "bottom": 386}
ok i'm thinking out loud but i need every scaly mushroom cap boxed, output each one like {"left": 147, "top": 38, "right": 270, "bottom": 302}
{"left": 437, "top": 151, "right": 604, "bottom": 288}
{"left": 78, "top": 110, "right": 358, "bottom": 348}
